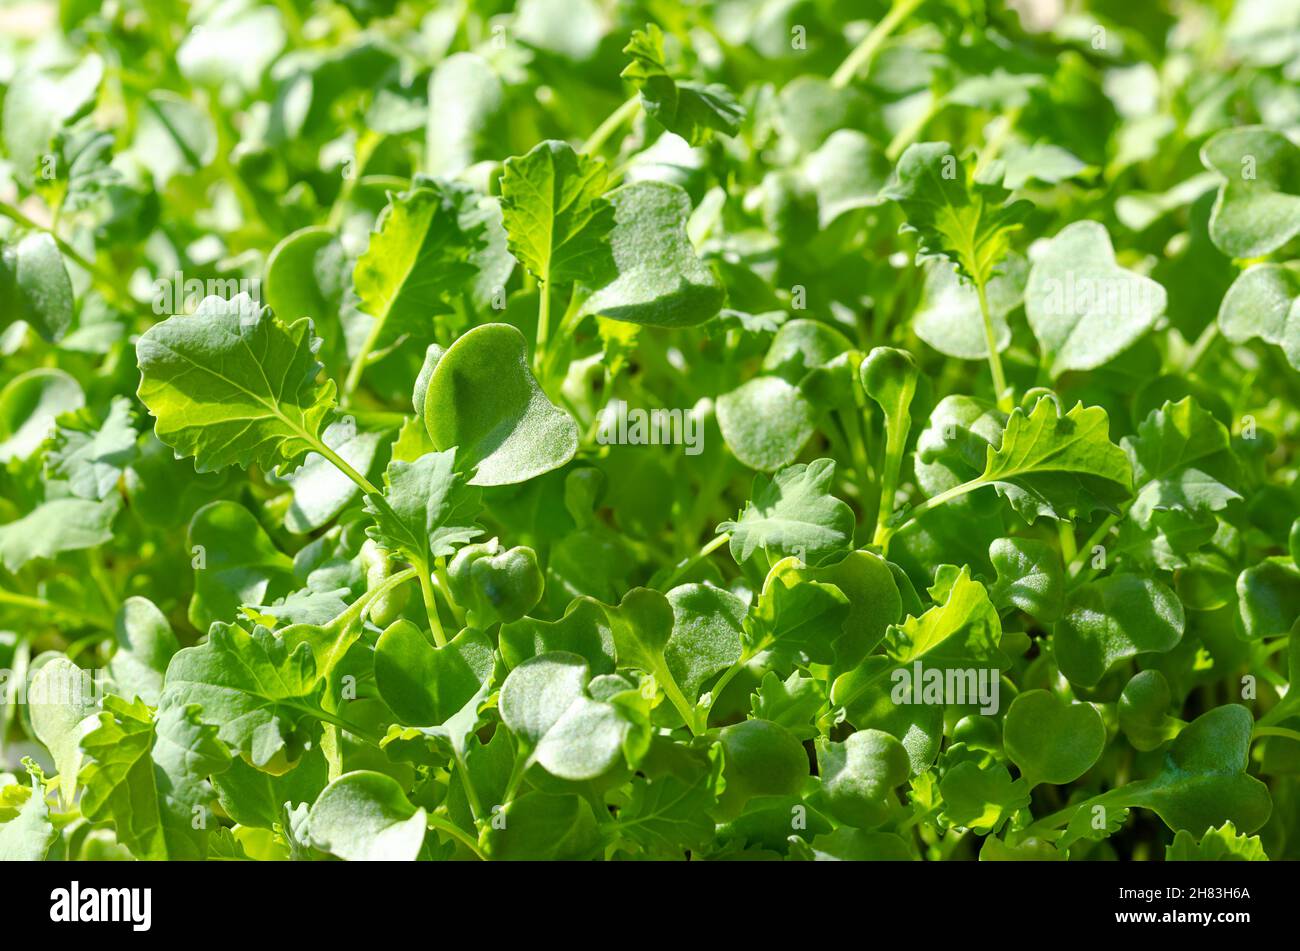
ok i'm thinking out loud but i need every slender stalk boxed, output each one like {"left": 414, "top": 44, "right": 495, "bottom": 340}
{"left": 427, "top": 813, "right": 487, "bottom": 860}
{"left": 326, "top": 129, "right": 380, "bottom": 231}
{"left": 452, "top": 749, "right": 484, "bottom": 823}
{"left": 1057, "top": 522, "right": 1077, "bottom": 566}
{"left": 658, "top": 670, "right": 702, "bottom": 737}
{"left": 841, "top": 410, "right": 874, "bottom": 502}
{"left": 309, "top": 706, "right": 384, "bottom": 747}
{"left": 342, "top": 317, "right": 387, "bottom": 401}
{"left": 433, "top": 558, "right": 466, "bottom": 625}
{"left": 0, "top": 588, "right": 113, "bottom": 631}
{"left": 1183, "top": 320, "right": 1219, "bottom": 373}
{"left": 582, "top": 95, "right": 641, "bottom": 154}
{"left": 976, "top": 280, "right": 1012, "bottom": 412}
{"left": 658, "top": 533, "right": 730, "bottom": 590}
{"left": 1068, "top": 514, "right": 1119, "bottom": 579}
{"left": 887, "top": 94, "right": 942, "bottom": 161}
{"left": 871, "top": 409, "right": 911, "bottom": 547}
{"left": 830, "top": 0, "right": 924, "bottom": 88}
{"left": 875, "top": 476, "right": 986, "bottom": 554}
{"left": 311, "top": 438, "right": 383, "bottom": 497}
{"left": 972, "top": 105, "right": 1023, "bottom": 179}
{"left": 346, "top": 567, "right": 417, "bottom": 626}
{"left": 533, "top": 279, "right": 551, "bottom": 375}
{"left": 415, "top": 562, "right": 447, "bottom": 647}
{"left": 1253, "top": 726, "right": 1300, "bottom": 745}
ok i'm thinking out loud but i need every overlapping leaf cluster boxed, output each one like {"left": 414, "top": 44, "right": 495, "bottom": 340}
{"left": 1, "top": 0, "right": 1298, "bottom": 862}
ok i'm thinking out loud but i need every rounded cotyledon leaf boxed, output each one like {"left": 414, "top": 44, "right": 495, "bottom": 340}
{"left": 988, "top": 536, "right": 1065, "bottom": 622}
{"left": 1217, "top": 263, "right": 1300, "bottom": 372}
{"left": 498, "top": 651, "right": 632, "bottom": 781}
{"left": 447, "top": 538, "right": 545, "bottom": 628}
{"left": 914, "top": 253, "right": 1026, "bottom": 361}
{"left": 1200, "top": 126, "right": 1300, "bottom": 259}
{"left": 814, "top": 729, "right": 910, "bottom": 829}
{"left": 1024, "top": 220, "right": 1167, "bottom": 378}
{"left": 374, "top": 621, "right": 497, "bottom": 729}
{"left": 714, "top": 718, "right": 808, "bottom": 820}
{"left": 0, "top": 367, "right": 84, "bottom": 463}
{"left": 1119, "top": 670, "right": 1183, "bottom": 752}
{"left": 108, "top": 596, "right": 180, "bottom": 707}
{"left": 716, "top": 375, "right": 815, "bottom": 472}
{"left": 422, "top": 322, "right": 578, "bottom": 486}
{"left": 1, "top": 232, "right": 74, "bottom": 343}
{"left": 579, "top": 180, "right": 725, "bottom": 328}
{"left": 1054, "top": 574, "right": 1184, "bottom": 687}
{"left": 1003, "top": 689, "right": 1105, "bottom": 788}
{"left": 307, "top": 770, "right": 428, "bottom": 861}
{"left": 1106, "top": 705, "right": 1273, "bottom": 836}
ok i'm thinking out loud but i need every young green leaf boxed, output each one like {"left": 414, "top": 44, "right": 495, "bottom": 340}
{"left": 375, "top": 622, "right": 497, "bottom": 729}
{"left": 1024, "top": 221, "right": 1167, "bottom": 377}
{"left": 716, "top": 376, "right": 816, "bottom": 471}
{"left": 1217, "top": 263, "right": 1300, "bottom": 371}
{"left": 718, "top": 458, "right": 855, "bottom": 565}
{"left": 1003, "top": 690, "right": 1104, "bottom": 788}
{"left": 977, "top": 396, "right": 1133, "bottom": 523}
{"left": 579, "top": 181, "right": 725, "bottom": 328}
{"left": 307, "top": 771, "right": 428, "bottom": 862}
{"left": 1054, "top": 574, "right": 1184, "bottom": 687}
{"left": 621, "top": 24, "right": 744, "bottom": 146}
{"left": 1200, "top": 126, "right": 1300, "bottom": 258}
{"left": 884, "top": 142, "right": 1032, "bottom": 289}
{"left": 80, "top": 696, "right": 231, "bottom": 860}
{"left": 136, "top": 294, "right": 337, "bottom": 474}
{"left": 499, "top": 139, "right": 614, "bottom": 288}
{"left": 421, "top": 323, "right": 578, "bottom": 485}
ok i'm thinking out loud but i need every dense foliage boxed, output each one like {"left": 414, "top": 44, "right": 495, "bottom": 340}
{"left": 1, "top": 0, "right": 1299, "bottom": 862}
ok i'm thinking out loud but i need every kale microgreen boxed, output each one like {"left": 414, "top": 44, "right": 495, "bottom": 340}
{"left": 0, "top": 0, "right": 1297, "bottom": 865}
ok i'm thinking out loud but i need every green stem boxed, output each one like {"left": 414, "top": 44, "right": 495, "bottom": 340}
{"left": 1068, "top": 514, "right": 1119, "bottom": 579}
{"left": 533, "top": 279, "right": 551, "bottom": 376}
{"left": 886, "top": 93, "right": 942, "bottom": 161}
{"left": 0, "top": 588, "right": 113, "bottom": 631}
{"left": 345, "top": 567, "right": 417, "bottom": 627}
{"left": 976, "top": 279, "right": 1012, "bottom": 412}
{"left": 326, "top": 129, "right": 381, "bottom": 231}
{"left": 1253, "top": 726, "right": 1300, "bottom": 744}
{"left": 870, "top": 409, "right": 911, "bottom": 547}
{"left": 311, "top": 437, "right": 383, "bottom": 496}
{"left": 427, "top": 812, "right": 488, "bottom": 860}
{"left": 433, "top": 558, "right": 466, "bottom": 625}
{"left": 973, "top": 104, "right": 1023, "bottom": 179}
{"left": 342, "top": 318, "right": 386, "bottom": 401}
{"left": 582, "top": 95, "right": 641, "bottom": 154}
{"left": 1057, "top": 522, "right": 1077, "bottom": 566}
{"left": 876, "top": 476, "right": 985, "bottom": 554}
{"left": 830, "top": 0, "right": 924, "bottom": 88}
{"left": 658, "top": 533, "right": 730, "bottom": 590}
{"left": 452, "top": 748, "right": 484, "bottom": 823}
{"left": 656, "top": 666, "right": 702, "bottom": 737}
{"left": 1183, "top": 320, "right": 1219, "bottom": 373}
{"left": 841, "top": 409, "right": 874, "bottom": 503}
{"left": 415, "top": 561, "right": 447, "bottom": 647}
{"left": 310, "top": 706, "right": 384, "bottom": 747}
